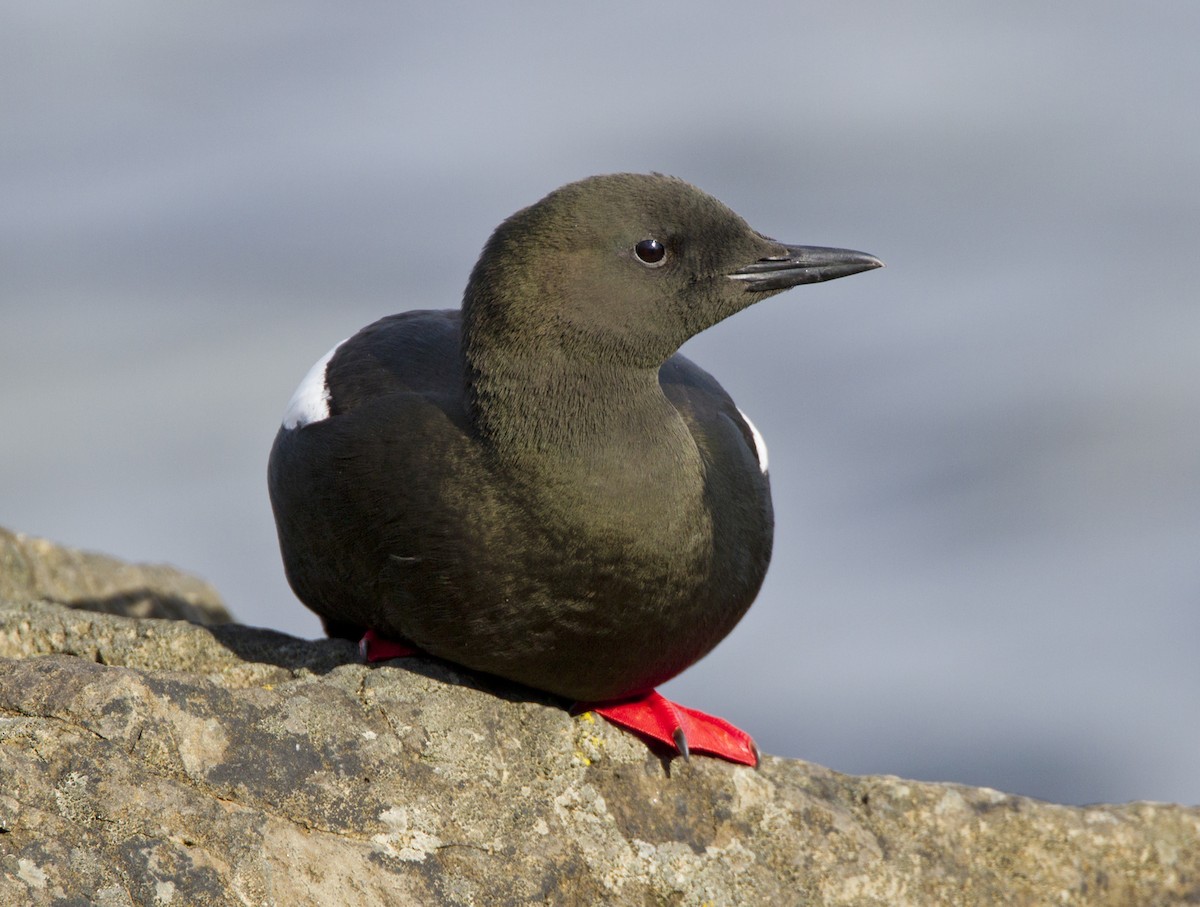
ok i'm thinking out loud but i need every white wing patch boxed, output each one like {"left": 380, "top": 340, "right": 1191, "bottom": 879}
{"left": 736, "top": 407, "right": 769, "bottom": 475}
{"left": 281, "top": 339, "right": 348, "bottom": 429}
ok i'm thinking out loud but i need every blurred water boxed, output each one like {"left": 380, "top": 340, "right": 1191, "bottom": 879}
{"left": 2, "top": 2, "right": 1197, "bottom": 805}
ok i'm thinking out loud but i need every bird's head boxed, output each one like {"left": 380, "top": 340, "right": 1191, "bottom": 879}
{"left": 463, "top": 173, "right": 881, "bottom": 370}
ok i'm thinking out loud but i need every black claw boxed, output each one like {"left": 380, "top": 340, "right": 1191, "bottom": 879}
{"left": 672, "top": 726, "right": 690, "bottom": 761}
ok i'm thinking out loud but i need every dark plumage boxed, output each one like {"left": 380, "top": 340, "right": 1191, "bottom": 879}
{"left": 269, "top": 173, "right": 880, "bottom": 706}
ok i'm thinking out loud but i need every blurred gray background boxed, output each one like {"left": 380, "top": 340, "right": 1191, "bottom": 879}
{"left": 3, "top": 3, "right": 1197, "bottom": 806}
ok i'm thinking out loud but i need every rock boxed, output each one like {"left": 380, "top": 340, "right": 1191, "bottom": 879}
{"left": 0, "top": 527, "right": 231, "bottom": 625}
{"left": 2, "top": 550, "right": 1199, "bottom": 905}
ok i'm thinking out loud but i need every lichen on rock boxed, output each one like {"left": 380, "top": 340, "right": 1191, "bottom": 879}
{"left": 1, "top": 532, "right": 1198, "bottom": 905}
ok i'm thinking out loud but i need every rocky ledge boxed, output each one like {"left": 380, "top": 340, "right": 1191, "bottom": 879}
{"left": 1, "top": 532, "right": 1197, "bottom": 906}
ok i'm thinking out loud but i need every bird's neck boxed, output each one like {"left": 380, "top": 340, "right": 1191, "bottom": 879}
{"left": 464, "top": 346, "right": 708, "bottom": 563}
{"left": 460, "top": 283, "right": 702, "bottom": 501}
{"left": 465, "top": 346, "right": 676, "bottom": 463}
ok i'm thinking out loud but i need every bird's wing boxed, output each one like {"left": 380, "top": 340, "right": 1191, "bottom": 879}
{"left": 658, "top": 353, "right": 768, "bottom": 479}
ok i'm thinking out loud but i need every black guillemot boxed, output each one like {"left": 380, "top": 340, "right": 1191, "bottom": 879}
{"left": 268, "top": 173, "right": 881, "bottom": 765}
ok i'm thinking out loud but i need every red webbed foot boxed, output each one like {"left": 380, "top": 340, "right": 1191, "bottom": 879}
{"left": 581, "top": 690, "right": 758, "bottom": 767}
{"left": 359, "top": 628, "right": 422, "bottom": 662}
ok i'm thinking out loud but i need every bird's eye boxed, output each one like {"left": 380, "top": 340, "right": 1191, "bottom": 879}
{"left": 634, "top": 238, "right": 667, "bottom": 267}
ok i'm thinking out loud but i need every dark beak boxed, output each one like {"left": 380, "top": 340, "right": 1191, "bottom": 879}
{"left": 728, "top": 244, "right": 883, "bottom": 292}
